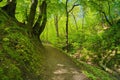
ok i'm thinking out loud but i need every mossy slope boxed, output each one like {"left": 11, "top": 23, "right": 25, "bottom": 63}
{"left": 0, "top": 9, "right": 43, "bottom": 80}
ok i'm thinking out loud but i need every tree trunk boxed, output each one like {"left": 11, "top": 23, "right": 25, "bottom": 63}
{"left": 66, "top": 0, "right": 69, "bottom": 53}
{"left": 2, "top": 0, "right": 16, "bottom": 18}
{"left": 82, "top": 8, "right": 85, "bottom": 30}
{"left": 27, "top": 0, "right": 38, "bottom": 34}
{"left": 108, "top": 1, "right": 113, "bottom": 24}
{"left": 2, "top": 0, "right": 47, "bottom": 46}
{"left": 32, "top": 0, "right": 47, "bottom": 39}
{"left": 54, "top": 15, "right": 59, "bottom": 37}
{"left": 71, "top": 12, "right": 78, "bottom": 30}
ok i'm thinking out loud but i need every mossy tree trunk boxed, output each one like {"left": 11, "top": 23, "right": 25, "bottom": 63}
{"left": 2, "top": 0, "right": 47, "bottom": 44}
{"left": 54, "top": 14, "right": 59, "bottom": 37}
{"left": 2, "top": 0, "right": 16, "bottom": 18}
{"left": 65, "top": 0, "right": 69, "bottom": 53}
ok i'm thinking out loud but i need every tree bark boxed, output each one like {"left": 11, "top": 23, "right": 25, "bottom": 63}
{"left": 66, "top": 0, "right": 69, "bottom": 53}
{"left": 32, "top": 0, "right": 47, "bottom": 38}
{"left": 2, "top": 0, "right": 16, "bottom": 18}
{"left": 38, "top": 0, "right": 47, "bottom": 36}
{"left": 54, "top": 15, "right": 59, "bottom": 37}
{"left": 27, "top": 0, "right": 38, "bottom": 33}
{"left": 108, "top": 1, "right": 113, "bottom": 24}
{"left": 1, "top": 0, "right": 47, "bottom": 47}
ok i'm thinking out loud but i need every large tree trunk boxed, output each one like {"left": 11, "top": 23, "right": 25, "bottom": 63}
{"left": 27, "top": 0, "right": 38, "bottom": 34}
{"left": 32, "top": 0, "right": 47, "bottom": 42}
{"left": 2, "top": 0, "right": 16, "bottom": 18}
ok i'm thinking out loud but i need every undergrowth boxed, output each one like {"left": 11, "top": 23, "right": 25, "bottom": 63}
{"left": 74, "top": 60, "right": 118, "bottom": 80}
{"left": 0, "top": 9, "right": 43, "bottom": 80}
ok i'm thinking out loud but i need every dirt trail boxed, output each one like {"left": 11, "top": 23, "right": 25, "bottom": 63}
{"left": 41, "top": 45, "right": 89, "bottom": 80}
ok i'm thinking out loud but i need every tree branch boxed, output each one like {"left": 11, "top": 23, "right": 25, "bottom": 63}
{"left": 68, "top": 0, "right": 80, "bottom": 13}
{"left": 108, "top": 1, "right": 113, "bottom": 24}
{"left": 68, "top": 4, "right": 80, "bottom": 13}
{"left": 39, "top": 0, "right": 47, "bottom": 36}
{"left": 32, "top": 14, "right": 42, "bottom": 35}
{"left": 71, "top": 12, "right": 78, "bottom": 30}
{"left": 27, "top": 0, "right": 38, "bottom": 28}
{"left": 101, "top": 11, "right": 112, "bottom": 26}
{"left": 90, "top": 1, "right": 113, "bottom": 26}
{"left": 2, "top": 0, "right": 16, "bottom": 18}
{"left": 65, "top": 0, "right": 69, "bottom": 53}
{"left": 32, "top": 0, "right": 47, "bottom": 36}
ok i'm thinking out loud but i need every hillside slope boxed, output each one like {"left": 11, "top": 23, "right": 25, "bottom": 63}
{"left": 0, "top": 9, "right": 44, "bottom": 80}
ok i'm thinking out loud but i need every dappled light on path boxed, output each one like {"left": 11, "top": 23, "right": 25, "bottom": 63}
{"left": 52, "top": 63, "right": 88, "bottom": 80}
{"left": 41, "top": 45, "right": 89, "bottom": 80}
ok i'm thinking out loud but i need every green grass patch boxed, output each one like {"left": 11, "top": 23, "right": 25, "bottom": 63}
{"left": 74, "top": 60, "right": 117, "bottom": 80}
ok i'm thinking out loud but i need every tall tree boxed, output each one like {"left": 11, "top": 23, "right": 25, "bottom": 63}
{"left": 32, "top": 0, "right": 47, "bottom": 40}
{"left": 65, "top": 0, "right": 69, "bottom": 52}
{"left": 54, "top": 14, "right": 59, "bottom": 37}
{"left": 81, "top": 7, "right": 85, "bottom": 29}
{"left": 71, "top": 12, "right": 78, "bottom": 30}
{"left": 1, "top": 0, "right": 47, "bottom": 43}
{"left": 65, "top": 0, "right": 80, "bottom": 52}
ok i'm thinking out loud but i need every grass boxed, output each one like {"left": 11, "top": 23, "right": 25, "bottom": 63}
{"left": 74, "top": 60, "right": 118, "bottom": 80}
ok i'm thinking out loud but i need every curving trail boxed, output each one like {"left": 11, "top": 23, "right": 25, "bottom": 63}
{"left": 41, "top": 45, "right": 89, "bottom": 80}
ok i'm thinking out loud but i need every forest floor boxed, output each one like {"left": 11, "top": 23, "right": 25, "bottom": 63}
{"left": 40, "top": 44, "right": 89, "bottom": 80}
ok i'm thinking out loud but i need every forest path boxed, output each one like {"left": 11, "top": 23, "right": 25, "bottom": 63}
{"left": 41, "top": 45, "right": 89, "bottom": 80}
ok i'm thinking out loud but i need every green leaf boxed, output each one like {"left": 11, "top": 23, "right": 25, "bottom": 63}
{"left": 0, "top": 0, "right": 7, "bottom": 7}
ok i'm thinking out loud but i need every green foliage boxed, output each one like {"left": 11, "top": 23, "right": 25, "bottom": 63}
{"left": 0, "top": 11, "right": 43, "bottom": 80}
{"left": 41, "top": 0, "right": 120, "bottom": 79}
{"left": 83, "top": 71, "right": 97, "bottom": 80}
{"left": 0, "top": 59, "right": 23, "bottom": 80}
{"left": 47, "top": 1, "right": 65, "bottom": 17}
{"left": 15, "top": 0, "right": 30, "bottom": 22}
{"left": 0, "top": 0, "right": 7, "bottom": 7}
{"left": 75, "top": 61, "right": 117, "bottom": 80}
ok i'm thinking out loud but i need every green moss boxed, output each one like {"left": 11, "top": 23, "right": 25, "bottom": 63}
{"left": 75, "top": 61, "right": 117, "bottom": 80}
{"left": 0, "top": 10, "right": 43, "bottom": 80}
{"left": 0, "top": 58, "right": 23, "bottom": 80}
